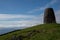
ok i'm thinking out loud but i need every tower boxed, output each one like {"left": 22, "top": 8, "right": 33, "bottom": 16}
{"left": 44, "top": 8, "right": 56, "bottom": 23}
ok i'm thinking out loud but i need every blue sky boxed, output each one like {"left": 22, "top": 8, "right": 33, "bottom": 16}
{"left": 0, "top": 0, "right": 59, "bottom": 15}
{"left": 0, "top": 0, "right": 60, "bottom": 29}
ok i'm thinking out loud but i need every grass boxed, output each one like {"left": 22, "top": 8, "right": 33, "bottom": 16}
{"left": 0, "top": 24, "right": 60, "bottom": 40}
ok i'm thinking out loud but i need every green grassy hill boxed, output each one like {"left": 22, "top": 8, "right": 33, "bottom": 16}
{"left": 0, "top": 24, "right": 60, "bottom": 40}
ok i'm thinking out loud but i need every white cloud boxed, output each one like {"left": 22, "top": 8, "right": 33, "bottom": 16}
{"left": 0, "top": 14, "right": 35, "bottom": 18}
{"left": 55, "top": 10, "right": 60, "bottom": 23}
{"left": 0, "top": 14, "right": 43, "bottom": 29}
{"left": 0, "top": 14, "right": 37, "bottom": 20}
{"left": 0, "top": 20, "right": 42, "bottom": 29}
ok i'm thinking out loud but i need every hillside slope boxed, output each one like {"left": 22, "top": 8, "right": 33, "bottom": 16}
{"left": 0, "top": 24, "right": 60, "bottom": 40}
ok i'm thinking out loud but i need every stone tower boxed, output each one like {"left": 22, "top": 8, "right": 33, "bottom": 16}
{"left": 44, "top": 8, "right": 56, "bottom": 23}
